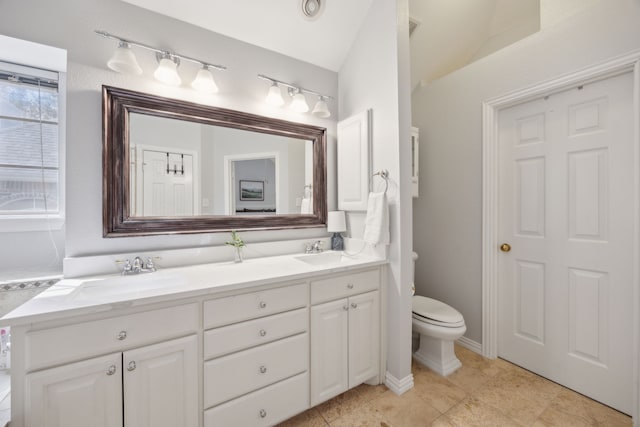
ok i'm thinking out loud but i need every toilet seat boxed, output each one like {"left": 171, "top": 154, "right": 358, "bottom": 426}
{"left": 412, "top": 296, "right": 465, "bottom": 328}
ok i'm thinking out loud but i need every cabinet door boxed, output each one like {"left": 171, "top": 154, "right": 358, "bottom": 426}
{"left": 348, "top": 291, "right": 380, "bottom": 387}
{"left": 25, "top": 353, "right": 122, "bottom": 427}
{"left": 310, "top": 298, "right": 349, "bottom": 406}
{"left": 123, "top": 335, "right": 198, "bottom": 427}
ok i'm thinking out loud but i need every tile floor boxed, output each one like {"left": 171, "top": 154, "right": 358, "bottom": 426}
{"left": 279, "top": 345, "right": 631, "bottom": 426}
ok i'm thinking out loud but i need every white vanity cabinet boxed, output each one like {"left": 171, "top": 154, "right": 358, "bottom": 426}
{"left": 310, "top": 269, "right": 381, "bottom": 406}
{"left": 25, "top": 353, "right": 123, "bottom": 427}
{"left": 202, "top": 282, "right": 310, "bottom": 427}
{"left": 20, "top": 304, "right": 199, "bottom": 427}
{"left": 5, "top": 258, "right": 387, "bottom": 427}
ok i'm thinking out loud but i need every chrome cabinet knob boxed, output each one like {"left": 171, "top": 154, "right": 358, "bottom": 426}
{"left": 127, "top": 361, "right": 136, "bottom": 372}
{"left": 259, "top": 301, "right": 267, "bottom": 309}
{"left": 259, "top": 329, "right": 267, "bottom": 337}
{"left": 106, "top": 365, "right": 117, "bottom": 376}
{"left": 343, "top": 305, "right": 349, "bottom": 311}
{"left": 259, "top": 365, "right": 267, "bottom": 374}
{"left": 259, "top": 409, "right": 267, "bottom": 418}
{"left": 351, "top": 302, "right": 358, "bottom": 309}
{"left": 117, "top": 331, "right": 127, "bottom": 340}
{"left": 347, "top": 283, "right": 354, "bottom": 289}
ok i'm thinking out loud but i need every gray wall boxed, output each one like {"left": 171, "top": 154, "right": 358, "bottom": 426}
{"left": 0, "top": 0, "right": 338, "bottom": 261}
{"left": 411, "top": 0, "right": 640, "bottom": 344}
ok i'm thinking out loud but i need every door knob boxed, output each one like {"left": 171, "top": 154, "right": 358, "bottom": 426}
{"left": 500, "top": 243, "right": 511, "bottom": 252}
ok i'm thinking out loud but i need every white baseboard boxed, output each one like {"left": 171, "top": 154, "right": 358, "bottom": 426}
{"left": 456, "top": 336, "right": 483, "bottom": 355}
{"left": 384, "top": 371, "right": 414, "bottom": 395}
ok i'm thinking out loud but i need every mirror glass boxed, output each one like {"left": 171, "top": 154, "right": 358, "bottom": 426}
{"left": 103, "top": 86, "right": 327, "bottom": 236}
{"left": 129, "top": 113, "right": 314, "bottom": 217}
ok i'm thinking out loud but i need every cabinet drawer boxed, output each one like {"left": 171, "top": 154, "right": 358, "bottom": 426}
{"left": 311, "top": 269, "right": 379, "bottom": 304}
{"left": 25, "top": 303, "right": 198, "bottom": 371}
{"left": 204, "top": 308, "right": 308, "bottom": 360}
{"left": 204, "top": 333, "right": 308, "bottom": 408}
{"left": 204, "top": 283, "right": 308, "bottom": 328}
{"left": 204, "top": 372, "right": 309, "bottom": 427}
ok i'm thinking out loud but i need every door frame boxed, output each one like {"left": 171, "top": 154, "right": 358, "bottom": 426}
{"left": 223, "top": 152, "right": 280, "bottom": 215}
{"left": 482, "top": 50, "right": 640, "bottom": 423}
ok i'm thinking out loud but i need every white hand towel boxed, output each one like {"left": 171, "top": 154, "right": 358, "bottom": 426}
{"left": 363, "top": 192, "right": 389, "bottom": 245}
{"left": 300, "top": 197, "right": 313, "bottom": 214}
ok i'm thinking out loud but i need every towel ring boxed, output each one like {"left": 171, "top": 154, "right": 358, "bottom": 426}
{"left": 372, "top": 169, "right": 389, "bottom": 194}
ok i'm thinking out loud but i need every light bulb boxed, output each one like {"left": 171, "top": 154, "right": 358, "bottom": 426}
{"left": 191, "top": 66, "right": 219, "bottom": 93}
{"left": 312, "top": 96, "right": 330, "bottom": 118}
{"left": 154, "top": 55, "right": 181, "bottom": 86}
{"left": 265, "top": 82, "right": 284, "bottom": 107}
{"left": 107, "top": 42, "right": 142, "bottom": 75}
{"left": 290, "top": 90, "right": 309, "bottom": 113}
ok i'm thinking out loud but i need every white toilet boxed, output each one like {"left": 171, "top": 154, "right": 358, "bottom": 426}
{"left": 412, "top": 252, "right": 466, "bottom": 376}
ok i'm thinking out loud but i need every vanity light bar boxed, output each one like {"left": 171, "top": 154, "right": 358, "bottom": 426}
{"left": 258, "top": 74, "right": 333, "bottom": 117}
{"left": 95, "top": 30, "right": 226, "bottom": 91}
{"left": 257, "top": 74, "right": 332, "bottom": 100}
{"left": 95, "top": 30, "right": 227, "bottom": 71}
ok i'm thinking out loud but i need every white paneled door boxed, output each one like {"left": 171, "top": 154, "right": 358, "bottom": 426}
{"left": 498, "top": 72, "right": 634, "bottom": 414}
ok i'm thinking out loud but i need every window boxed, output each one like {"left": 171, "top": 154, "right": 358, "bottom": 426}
{"left": 0, "top": 61, "right": 63, "bottom": 230}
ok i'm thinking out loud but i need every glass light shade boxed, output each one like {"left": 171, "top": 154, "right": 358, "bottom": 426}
{"left": 265, "top": 83, "right": 285, "bottom": 107}
{"left": 191, "top": 67, "right": 219, "bottom": 93}
{"left": 107, "top": 42, "right": 142, "bottom": 75}
{"left": 290, "top": 91, "right": 309, "bottom": 113}
{"left": 312, "top": 97, "right": 330, "bottom": 118}
{"left": 327, "top": 211, "right": 346, "bottom": 232}
{"left": 154, "top": 56, "right": 181, "bottom": 86}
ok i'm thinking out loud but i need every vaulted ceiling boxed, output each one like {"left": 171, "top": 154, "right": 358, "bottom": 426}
{"left": 122, "top": 0, "right": 540, "bottom": 86}
{"left": 122, "top": 0, "right": 374, "bottom": 72}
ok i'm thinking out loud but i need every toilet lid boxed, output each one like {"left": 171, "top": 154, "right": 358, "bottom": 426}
{"left": 412, "top": 295, "right": 464, "bottom": 326}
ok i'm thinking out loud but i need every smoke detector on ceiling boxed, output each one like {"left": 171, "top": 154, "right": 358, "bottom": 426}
{"left": 301, "top": 0, "right": 324, "bottom": 20}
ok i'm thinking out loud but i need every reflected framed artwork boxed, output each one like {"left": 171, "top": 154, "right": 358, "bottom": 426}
{"left": 239, "top": 180, "right": 264, "bottom": 201}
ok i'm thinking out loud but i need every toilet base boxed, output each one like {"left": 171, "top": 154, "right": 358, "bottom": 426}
{"left": 412, "top": 333, "right": 461, "bottom": 376}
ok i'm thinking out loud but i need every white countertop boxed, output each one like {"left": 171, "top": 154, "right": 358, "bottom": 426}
{"left": 1, "top": 251, "right": 386, "bottom": 326}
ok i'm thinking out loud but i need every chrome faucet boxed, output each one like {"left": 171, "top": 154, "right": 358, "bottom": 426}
{"left": 120, "top": 256, "right": 157, "bottom": 275}
{"left": 305, "top": 240, "right": 324, "bottom": 254}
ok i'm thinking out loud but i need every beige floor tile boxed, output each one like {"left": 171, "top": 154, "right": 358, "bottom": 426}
{"left": 546, "top": 388, "right": 631, "bottom": 426}
{"left": 442, "top": 396, "right": 521, "bottom": 427}
{"left": 353, "top": 383, "right": 388, "bottom": 404}
{"left": 328, "top": 401, "right": 391, "bottom": 427}
{"left": 413, "top": 366, "right": 468, "bottom": 413}
{"left": 430, "top": 414, "right": 457, "bottom": 427}
{"left": 317, "top": 388, "right": 368, "bottom": 424}
{"left": 443, "top": 363, "right": 493, "bottom": 394}
{"left": 277, "top": 407, "right": 329, "bottom": 427}
{"left": 472, "top": 367, "right": 562, "bottom": 425}
{"left": 372, "top": 388, "right": 441, "bottom": 427}
{"left": 532, "top": 407, "right": 597, "bottom": 427}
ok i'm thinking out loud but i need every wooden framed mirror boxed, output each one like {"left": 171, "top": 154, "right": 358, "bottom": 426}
{"left": 103, "top": 86, "right": 327, "bottom": 237}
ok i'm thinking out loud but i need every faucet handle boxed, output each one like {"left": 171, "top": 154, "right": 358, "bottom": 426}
{"left": 145, "top": 257, "right": 157, "bottom": 272}
{"left": 304, "top": 242, "right": 313, "bottom": 254}
{"left": 120, "top": 259, "right": 133, "bottom": 275}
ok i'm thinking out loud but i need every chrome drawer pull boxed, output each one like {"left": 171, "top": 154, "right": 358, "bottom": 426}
{"left": 259, "top": 365, "right": 267, "bottom": 374}
{"left": 117, "top": 331, "right": 127, "bottom": 340}
{"left": 127, "top": 361, "right": 136, "bottom": 372}
{"left": 106, "top": 365, "right": 117, "bottom": 376}
{"left": 259, "top": 409, "right": 267, "bottom": 418}
{"left": 347, "top": 283, "right": 354, "bottom": 289}
{"left": 259, "top": 329, "right": 267, "bottom": 337}
{"left": 259, "top": 301, "right": 267, "bottom": 309}
{"left": 351, "top": 302, "right": 358, "bottom": 309}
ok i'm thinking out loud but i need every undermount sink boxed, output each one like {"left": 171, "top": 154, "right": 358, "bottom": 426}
{"left": 294, "top": 251, "right": 348, "bottom": 266}
{"left": 70, "top": 272, "right": 185, "bottom": 301}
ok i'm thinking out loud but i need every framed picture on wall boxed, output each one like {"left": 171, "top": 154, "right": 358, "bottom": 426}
{"left": 239, "top": 180, "right": 264, "bottom": 201}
